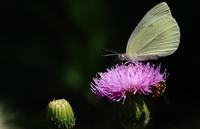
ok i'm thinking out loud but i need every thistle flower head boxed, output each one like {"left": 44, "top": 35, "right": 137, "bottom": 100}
{"left": 91, "top": 62, "right": 167, "bottom": 102}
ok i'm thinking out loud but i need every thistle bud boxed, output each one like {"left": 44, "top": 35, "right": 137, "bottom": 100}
{"left": 119, "top": 96, "right": 150, "bottom": 129}
{"left": 47, "top": 99, "right": 75, "bottom": 129}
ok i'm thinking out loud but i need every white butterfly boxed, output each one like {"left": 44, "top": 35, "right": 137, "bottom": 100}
{"left": 118, "top": 2, "right": 180, "bottom": 61}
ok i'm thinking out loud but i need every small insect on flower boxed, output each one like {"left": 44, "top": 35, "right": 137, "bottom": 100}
{"left": 151, "top": 81, "right": 167, "bottom": 98}
{"left": 91, "top": 62, "right": 167, "bottom": 102}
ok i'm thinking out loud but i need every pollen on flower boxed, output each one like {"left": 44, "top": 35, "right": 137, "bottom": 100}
{"left": 91, "top": 62, "right": 167, "bottom": 102}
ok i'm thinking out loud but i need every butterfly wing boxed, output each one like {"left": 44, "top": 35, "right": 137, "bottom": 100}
{"left": 126, "top": 2, "right": 180, "bottom": 60}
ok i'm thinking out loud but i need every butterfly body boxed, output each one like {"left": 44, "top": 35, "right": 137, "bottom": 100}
{"left": 119, "top": 2, "right": 180, "bottom": 61}
{"left": 118, "top": 53, "right": 159, "bottom": 62}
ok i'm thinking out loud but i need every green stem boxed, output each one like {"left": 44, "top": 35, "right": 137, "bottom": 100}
{"left": 119, "top": 95, "right": 150, "bottom": 129}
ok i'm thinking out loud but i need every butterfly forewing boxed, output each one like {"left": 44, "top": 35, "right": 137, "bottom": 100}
{"left": 125, "top": 2, "right": 180, "bottom": 60}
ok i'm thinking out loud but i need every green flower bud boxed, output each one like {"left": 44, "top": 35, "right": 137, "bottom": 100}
{"left": 47, "top": 99, "right": 75, "bottom": 129}
{"left": 119, "top": 96, "right": 150, "bottom": 129}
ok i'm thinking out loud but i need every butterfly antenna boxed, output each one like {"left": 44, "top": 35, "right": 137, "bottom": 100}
{"left": 102, "top": 49, "right": 119, "bottom": 57}
{"left": 103, "top": 53, "right": 118, "bottom": 57}
{"left": 103, "top": 49, "right": 119, "bottom": 54}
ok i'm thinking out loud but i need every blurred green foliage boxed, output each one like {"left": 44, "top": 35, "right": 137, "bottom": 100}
{"left": 62, "top": 0, "right": 112, "bottom": 99}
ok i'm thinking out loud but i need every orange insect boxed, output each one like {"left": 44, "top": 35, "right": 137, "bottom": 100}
{"left": 151, "top": 81, "right": 166, "bottom": 98}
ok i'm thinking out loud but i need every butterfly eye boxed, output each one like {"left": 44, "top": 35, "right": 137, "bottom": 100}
{"left": 118, "top": 54, "right": 127, "bottom": 61}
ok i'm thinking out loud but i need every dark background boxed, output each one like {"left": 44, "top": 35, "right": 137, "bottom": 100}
{"left": 1, "top": 0, "right": 200, "bottom": 129}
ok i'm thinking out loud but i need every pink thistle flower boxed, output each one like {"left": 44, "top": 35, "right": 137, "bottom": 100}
{"left": 91, "top": 63, "right": 167, "bottom": 102}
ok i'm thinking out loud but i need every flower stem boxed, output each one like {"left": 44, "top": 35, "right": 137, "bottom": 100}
{"left": 119, "top": 95, "right": 150, "bottom": 129}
